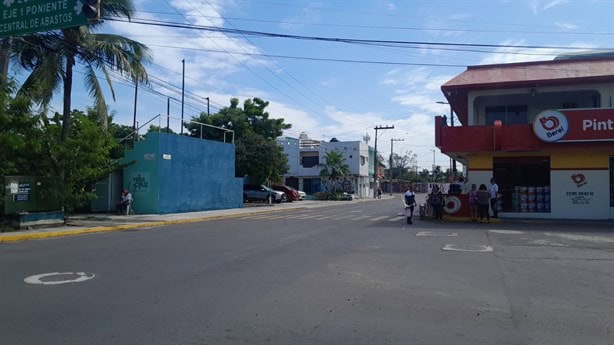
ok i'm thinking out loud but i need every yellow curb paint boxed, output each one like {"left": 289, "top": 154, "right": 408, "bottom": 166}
{"left": 0, "top": 208, "right": 306, "bottom": 243}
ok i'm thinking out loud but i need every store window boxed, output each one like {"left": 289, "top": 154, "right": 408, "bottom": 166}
{"left": 485, "top": 105, "right": 528, "bottom": 125}
{"left": 493, "top": 157, "right": 550, "bottom": 213}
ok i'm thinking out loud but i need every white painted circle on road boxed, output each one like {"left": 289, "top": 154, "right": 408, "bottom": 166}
{"left": 24, "top": 272, "right": 95, "bottom": 285}
{"left": 416, "top": 231, "right": 458, "bottom": 237}
{"left": 442, "top": 244, "right": 493, "bottom": 252}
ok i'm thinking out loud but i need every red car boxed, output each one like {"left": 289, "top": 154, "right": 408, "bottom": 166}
{"left": 271, "top": 185, "right": 300, "bottom": 202}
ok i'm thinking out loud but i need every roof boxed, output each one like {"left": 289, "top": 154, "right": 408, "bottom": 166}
{"left": 441, "top": 57, "right": 614, "bottom": 125}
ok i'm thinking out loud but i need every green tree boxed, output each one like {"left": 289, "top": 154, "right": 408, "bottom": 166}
{"left": 419, "top": 169, "right": 431, "bottom": 182}
{"left": 320, "top": 150, "right": 351, "bottom": 193}
{"left": 186, "top": 97, "right": 291, "bottom": 183}
{"left": 41, "top": 111, "right": 119, "bottom": 212}
{"left": 236, "top": 132, "right": 288, "bottom": 184}
{"left": 148, "top": 125, "right": 174, "bottom": 134}
{"left": 10, "top": 0, "right": 151, "bottom": 140}
{"left": 1, "top": 83, "right": 117, "bottom": 213}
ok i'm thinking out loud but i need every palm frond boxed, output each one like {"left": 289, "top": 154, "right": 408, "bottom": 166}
{"left": 83, "top": 64, "right": 109, "bottom": 130}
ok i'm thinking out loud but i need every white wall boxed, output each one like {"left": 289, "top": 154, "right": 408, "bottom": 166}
{"left": 550, "top": 170, "right": 611, "bottom": 220}
{"left": 278, "top": 137, "right": 300, "bottom": 175}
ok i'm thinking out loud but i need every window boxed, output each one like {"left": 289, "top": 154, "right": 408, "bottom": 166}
{"left": 301, "top": 156, "right": 319, "bottom": 168}
{"left": 485, "top": 105, "right": 528, "bottom": 125}
{"left": 493, "top": 157, "right": 550, "bottom": 213}
{"left": 360, "top": 156, "right": 366, "bottom": 166}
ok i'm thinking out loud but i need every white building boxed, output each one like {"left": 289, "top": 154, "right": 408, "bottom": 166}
{"left": 277, "top": 134, "right": 376, "bottom": 198}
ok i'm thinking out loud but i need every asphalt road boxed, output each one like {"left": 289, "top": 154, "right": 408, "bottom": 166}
{"left": 1, "top": 197, "right": 613, "bottom": 345}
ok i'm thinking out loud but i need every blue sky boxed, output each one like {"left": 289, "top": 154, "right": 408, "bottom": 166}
{"left": 10, "top": 0, "right": 614, "bottom": 171}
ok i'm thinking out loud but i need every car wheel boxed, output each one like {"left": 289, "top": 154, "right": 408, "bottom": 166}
{"left": 278, "top": 195, "right": 286, "bottom": 203}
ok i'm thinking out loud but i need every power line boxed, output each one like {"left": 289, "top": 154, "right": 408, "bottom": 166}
{"left": 103, "top": 17, "right": 613, "bottom": 52}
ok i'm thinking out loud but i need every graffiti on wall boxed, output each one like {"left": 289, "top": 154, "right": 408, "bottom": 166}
{"left": 129, "top": 173, "right": 150, "bottom": 193}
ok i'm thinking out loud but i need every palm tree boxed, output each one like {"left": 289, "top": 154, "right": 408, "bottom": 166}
{"left": 319, "top": 150, "right": 351, "bottom": 193}
{"left": 10, "top": 0, "right": 151, "bottom": 140}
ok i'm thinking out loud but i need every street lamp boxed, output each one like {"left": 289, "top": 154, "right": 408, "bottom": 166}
{"left": 436, "top": 101, "right": 457, "bottom": 174}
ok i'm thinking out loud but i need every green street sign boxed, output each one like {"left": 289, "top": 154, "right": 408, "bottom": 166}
{"left": 1, "top": 0, "right": 100, "bottom": 38}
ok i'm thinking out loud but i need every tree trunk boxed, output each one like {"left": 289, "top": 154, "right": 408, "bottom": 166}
{"left": 0, "top": 38, "right": 10, "bottom": 86}
{"left": 61, "top": 53, "right": 75, "bottom": 141}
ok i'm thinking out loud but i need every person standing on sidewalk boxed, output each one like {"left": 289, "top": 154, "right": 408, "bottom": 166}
{"left": 477, "top": 184, "right": 490, "bottom": 223}
{"left": 429, "top": 185, "right": 445, "bottom": 223}
{"left": 403, "top": 185, "right": 416, "bottom": 225}
{"left": 489, "top": 177, "right": 499, "bottom": 218}
{"left": 468, "top": 183, "right": 479, "bottom": 222}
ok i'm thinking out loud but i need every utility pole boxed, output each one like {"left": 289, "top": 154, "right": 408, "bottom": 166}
{"left": 166, "top": 98, "right": 171, "bottom": 133}
{"left": 436, "top": 101, "right": 457, "bottom": 174}
{"left": 373, "top": 125, "right": 394, "bottom": 198}
{"left": 390, "top": 138, "right": 404, "bottom": 196}
{"left": 132, "top": 80, "right": 138, "bottom": 142}
{"left": 206, "top": 97, "right": 210, "bottom": 116}
{"left": 180, "top": 59, "right": 185, "bottom": 135}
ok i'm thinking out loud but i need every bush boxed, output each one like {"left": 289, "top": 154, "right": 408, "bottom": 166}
{"left": 314, "top": 192, "right": 350, "bottom": 201}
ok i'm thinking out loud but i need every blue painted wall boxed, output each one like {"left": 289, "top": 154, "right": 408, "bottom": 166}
{"left": 123, "top": 132, "right": 242, "bottom": 214}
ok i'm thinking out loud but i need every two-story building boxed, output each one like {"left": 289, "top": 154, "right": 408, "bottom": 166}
{"left": 277, "top": 134, "right": 376, "bottom": 198}
{"left": 436, "top": 54, "right": 614, "bottom": 220}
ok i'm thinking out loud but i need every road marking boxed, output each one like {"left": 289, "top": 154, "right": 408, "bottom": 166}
{"left": 545, "top": 232, "right": 614, "bottom": 244}
{"left": 442, "top": 244, "right": 493, "bottom": 252}
{"left": 353, "top": 215, "right": 370, "bottom": 220}
{"left": 330, "top": 215, "right": 354, "bottom": 220}
{"left": 313, "top": 215, "right": 334, "bottom": 219}
{"left": 295, "top": 214, "right": 321, "bottom": 219}
{"left": 369, "top": 216, "right": 389, "bottom": 221}
{"left": 489, "top": 230, "right": 524, "bottom": 235}
{"left": 24, "top": 272, "right": 95, "bottom": 285}
{"left": 388, "top": 216, "right": 405, "bottom": 222}
{"left": 416, "top": 231, "right": 458, "bottom": 237}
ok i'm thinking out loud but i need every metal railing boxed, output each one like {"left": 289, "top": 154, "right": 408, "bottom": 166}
{"left": 118, "top": 114, "right": 235, "bottom": 149}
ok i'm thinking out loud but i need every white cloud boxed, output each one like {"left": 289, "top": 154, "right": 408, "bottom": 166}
{"left": 279, "top": 2, "right": 323, "bottom": 31}
{"left": 543, "top": 0, "right": 568, "bottom": 11}
{"left": 386, "top": 3, "right": 397, "bottom": 11}
{"left": 554, "top": 21, "right": 578, "bottom": 30}
{"left": 529, "top": 0, "right": 569, "bottom": 13}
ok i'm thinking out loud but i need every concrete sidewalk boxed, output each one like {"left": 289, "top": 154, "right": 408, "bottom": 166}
{"left": 0, "top": 195, "right": 396, "bottom": 243}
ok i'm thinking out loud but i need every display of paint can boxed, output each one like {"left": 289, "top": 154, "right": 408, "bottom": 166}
{"left": 536, "top": 187, "right": 543, "bottom": 194}
{"left": 544, "top": 194, "right": 550, "bottom": 202}
{"left": 545, "top": 202, "right": 551, "bottom": 210}
{"left": 520, "top": 194, "right": 528, "bottom": 202}
{"left": 527, "top": 186, "right": 536, "bottom": 194}
{"left": 544, "top": 186, "right": 550, "bottom": 193}
{"left": 528, "top": 202, "right": 536, "bottom": 212}
{"left": 536, "top": 194, "right": 544, "bottom": 202}
{"left": 528, "top": 194, "right": 536, "bottom": 202}
{"left": 520, "top": 203, "right": 528, "bottom": 212}
{"left": 537, "top": 203, "right": 544, "bottom": 211}
{"left": 520, "top": 186, "right": 528, "bottom": 193}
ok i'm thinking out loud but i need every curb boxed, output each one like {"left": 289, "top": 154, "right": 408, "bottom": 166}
{"left": 0, "top": 208, "right": 306, "bottom": 243}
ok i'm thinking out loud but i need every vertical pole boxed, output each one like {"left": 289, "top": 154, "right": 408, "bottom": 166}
{"left": 206, "top": 97, "right": 210, "bottom": 116}
{"left": 166, "top": 98, "right": 170, "bottom": 133}
{"left": 450, "top": 104, "right": 457, "bottom": 174}
{"left": 132, "top": 80, "right": 138, "bottom": 142}
{"left": 390, "top": 138, "right": 393, "bottom": 196}
{"left": 180, "top": 59, "right": 185, "bottom": 135}
{"left": 374, "top": 129, "right": 378, "bottom": 199}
